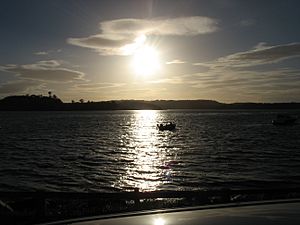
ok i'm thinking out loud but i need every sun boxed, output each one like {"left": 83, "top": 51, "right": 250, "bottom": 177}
{"left": 132, "top": 45, "right": 160, "bottom": 76}
{"left": 121, "top": 34, "right": 161, "bottom": 76}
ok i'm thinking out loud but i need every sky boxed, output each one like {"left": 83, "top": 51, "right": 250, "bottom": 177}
{"left": 0, "top": 0, "right": 299, "bottom": 103}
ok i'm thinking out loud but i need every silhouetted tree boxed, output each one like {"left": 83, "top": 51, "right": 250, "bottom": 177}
{"left": 71, "top": 100, "right": 75, "bottom": 103}
{"left": 79, "top": 99, "right": 84, "bottom": 103}
{"left": 48, "top": 91, "right": 52, "bottom": 98}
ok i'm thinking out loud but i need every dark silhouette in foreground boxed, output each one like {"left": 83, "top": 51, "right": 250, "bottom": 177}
{"left": 0, "top": 188, "right": 299, "bottom": 224}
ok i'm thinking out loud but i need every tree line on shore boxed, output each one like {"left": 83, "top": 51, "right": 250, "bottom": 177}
{"left": 0, "top": 94, "right": 299, "bottom": 110}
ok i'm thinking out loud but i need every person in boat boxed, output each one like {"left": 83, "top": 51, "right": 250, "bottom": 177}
{"left": 157, "top": 122, "right": 176, "bottom": 130}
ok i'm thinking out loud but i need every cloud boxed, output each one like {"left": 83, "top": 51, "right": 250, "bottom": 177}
{"left": 190, "top": 68, "right": 300, "bottom": 94}
{"left": 189, "top": 42, "right": 300, "bottom": 100}
{"left": 253, "top": 42, "right": 267, "bottom": 49}
{"left": 0, "top": 80, "right": 43, "bottom": 94}
{"left": 148, "top": 72, "right": 221, "bottom": 85}
{"left": 166, "top": 59, "right": 186, "bottom": 65}
{"left": 2, "top": 60, "right": 85, "bottom": 83}
{"left": 239, "top": 19, "right": 256, "bottom": 27}
{"left": 197, "top": 42, "right": 300, "bottom": 68}
{"left": 141, "top": 38, "right": 300, "bottom": 101}
{"left": 68, "top": 16, "right": 218, "bottom": 55}
{"left": 33, "top": 49, "right": 62, "bottom": 56}
{"left": 149, "top": 59, "right": 300, "bottom": 101}
{"left": 100, "top": 17, "right": 218, "bottom": 36}
{"left": 148, "top": 77, "right": 184, "bottom": 84}
{"left": 187, "top": 68, "right": 300, "bottom": 102}
{"left": 68, "top": 35, "right": 131, "bottom": 55}
{"left": 73, "top": 82, "right": 125, "bottom": 92}
{"left": 34, "top": 51, "right": 48, "bottom": 55}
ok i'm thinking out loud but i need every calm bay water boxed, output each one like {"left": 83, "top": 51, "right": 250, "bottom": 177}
{"left": 0, "top": 110, "right": 300, "bottom": 192}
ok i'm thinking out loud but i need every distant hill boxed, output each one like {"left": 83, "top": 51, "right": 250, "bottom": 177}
{"left": 151, "top": 100, "right": 223, "bottom": 109}
{"left": 0, "top": 95, "right": 300, "bottom": 110}
{"left": 0, "top": 95, "right": 63, "bottom": 110}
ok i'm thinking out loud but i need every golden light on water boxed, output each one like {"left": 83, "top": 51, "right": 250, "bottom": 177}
{"left": 116, "top": 110, "right": 170, "bottom": 191}
{"left": 129, "top": 110, "right": 162, "bottom": 191}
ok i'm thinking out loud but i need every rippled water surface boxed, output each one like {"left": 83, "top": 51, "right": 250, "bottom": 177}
{"left": 0, "top": 110, "right": 300, "bottom": 192}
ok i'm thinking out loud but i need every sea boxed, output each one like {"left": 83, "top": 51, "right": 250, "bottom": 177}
{"left": 0, "top": 110, "right": 300, "bottom": 192}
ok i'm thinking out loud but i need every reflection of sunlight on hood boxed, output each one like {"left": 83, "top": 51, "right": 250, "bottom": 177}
{"left": 154, "top": 217, "right": 166, "bottom": 225}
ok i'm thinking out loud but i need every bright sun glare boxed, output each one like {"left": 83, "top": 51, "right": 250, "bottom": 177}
{"left": 132, "top": 45, "right": 160, "bottom": 76}
{"left": 122, "top": 34, "right": 160, "bottom": 76}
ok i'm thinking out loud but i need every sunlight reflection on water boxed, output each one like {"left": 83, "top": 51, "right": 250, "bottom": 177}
{"left": 1, "top": 110, "right": 300, "bottom": 192}
{"left": 116, "top": 110, "right": 169, "bottom": 191}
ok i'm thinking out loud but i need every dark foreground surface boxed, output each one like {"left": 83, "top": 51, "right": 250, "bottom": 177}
{"left": 67, "top": 198, "right": 300, "bottom": 225}
{"left": 1, "top": 188, "right": 300, "bottom": 224}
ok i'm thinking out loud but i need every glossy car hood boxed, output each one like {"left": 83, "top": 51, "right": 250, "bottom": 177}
{"left": 46, "top": 199, "right": 300, "bottom": 225}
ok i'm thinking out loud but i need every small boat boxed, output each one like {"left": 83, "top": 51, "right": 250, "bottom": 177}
{"left": 272, "top": 114, "right": 297, "bottom": 126}
{"left": 157, "top": 122, "right": 176, "bottom": 131}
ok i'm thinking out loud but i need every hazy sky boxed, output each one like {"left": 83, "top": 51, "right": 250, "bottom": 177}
{"left": 0, "top": 0, "right": 300, "bottom": 103}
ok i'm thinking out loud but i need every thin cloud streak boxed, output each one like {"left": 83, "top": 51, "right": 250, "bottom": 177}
{"left": 239, "top": 19, "right": 256, "bottom": 27}
{"left": 190, "top": 69, "right": 300, "bottom": 92}
{"left": 2, "top": 60, "right": 85, "bottom": 83}
{"left": 186, "top": 42, "right": 300, "bottom": 101}
{"left": 195, "top": 42, "right": 300, "bottom": 68}
{"left": 34, "top": 51, "right": 48, "bottom": 55}
{"left": 166, "top": 59, "right": 186, "bottom": 65}
{"left": 33, "top": 49, "right": 62, "bottom": 56}
{"left": 73, "top": 82, "right": 125, "bottom": 92}
{"left": 0, "top": 80, "right": 43, "bottom": 94}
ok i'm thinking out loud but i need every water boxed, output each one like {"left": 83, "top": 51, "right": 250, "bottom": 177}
{"left": 0, "top": 110, "right": 300, "bottom": 192}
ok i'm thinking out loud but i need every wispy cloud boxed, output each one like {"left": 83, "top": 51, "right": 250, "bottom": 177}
{"left": 68, "top": 35, "right": 130, "bottom": 56}
{"left": 148, "top": 77, "right": 184, "bottom": 84}
{"left": 73, "top": 82, "right": 125, "bottom": 92}
{"left": 147, "top": 62, "right": 300, "bottom": 102}
{"left": 239, "top": 19, "right": 256, "bottom": 27}
{"left": 68, "top": 17, "right": 218, "bottom": 55}
{"left": 190, "top": 68, "right": 300, "bottom": 100}
{"left": 0, "top": 60, "right": 86, "bottom": 95}
{"left": 33, "top": 49, "right": 62, "bottom": 56}
{"left": 100, "top": 17, "right": 218, "bottom": 36}
{"left": 196, "top": 42, "right": 300, "bottom": 68}
{"left": 2, "top": 60, "right": 85, "bottom": 83}
{"left": 0, "top": 80, "right": 43, "bottom": 94}
{"left": 166, "top": 59, "right": 186, "bottom": 65}
{"left": 34, "top": 51, "right": 48, "bottom": 55}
